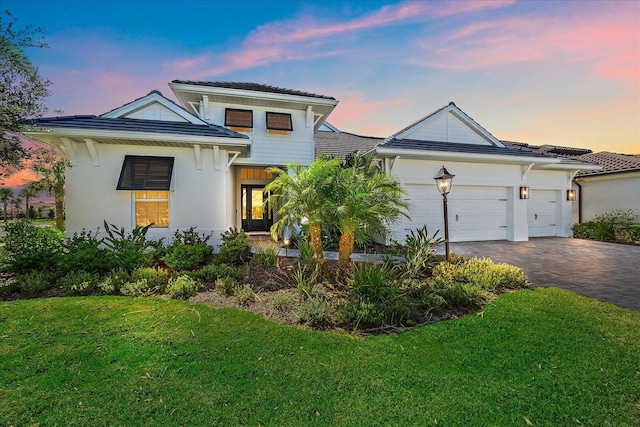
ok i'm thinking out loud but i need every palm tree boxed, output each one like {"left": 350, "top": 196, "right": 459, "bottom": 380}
{"left": 0, "top": 187, "right": 13, "bottom": 222}
{"left": 32, "top": 149, "right": 69, "bottom": 231}
{"left": 266, "top": 157, "right": 341, "bottom": 270}
{"left": 11, "top": 197, "right": 22, "bottom": 218}
{"left": 20, "top": 182, "right": 40, "bottom": 219}
{"left": 330, "top": 153, "right": 410, "bottom": 278}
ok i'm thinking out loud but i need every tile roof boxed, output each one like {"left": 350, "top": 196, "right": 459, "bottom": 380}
{"left": 502, "top": 141, "right": 593, "bottom": 156}
{"left": 314, "top": 130, "right": 383, "bottom": 159}
{"left": 575, "top": 151, "right": 640, "bottom": 177}
{"left": 31, "top": 115, "right": 249, "bottom": 139}
{"left": 171, "top": 80, "right": 336, "bottom": 100}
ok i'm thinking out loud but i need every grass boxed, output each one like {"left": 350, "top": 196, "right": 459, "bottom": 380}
{"left": 1, "top": 288, "right": 639, "bottom": 426}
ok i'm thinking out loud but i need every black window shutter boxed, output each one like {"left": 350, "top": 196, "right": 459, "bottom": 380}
{"left": 117, "top": 156, "right": 174, "bottom": 190}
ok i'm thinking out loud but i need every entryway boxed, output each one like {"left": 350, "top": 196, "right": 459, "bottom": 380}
{"left": 241, "top": 185, "right": 272, "bottom": 232}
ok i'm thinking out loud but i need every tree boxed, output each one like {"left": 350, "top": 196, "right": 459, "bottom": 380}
{"left": 330, "top": 152, "right": 409, "bottom": 278}
{"left": 19, "top": 180, "right": 39, "bottom": 219}
{"left": 0, "top": 9, "right": 51, "bottom": 168}
{"left": 266, "top": 157, "right": 341, "bottom": 270}
{"left": 0, "top": 187, "right": 13, "bottom": 221}
{"left": 31, "top": 148, "right": 68, "bottom": 231}
{"left": 11, "top": 196, "right": 21, "bottom": 218}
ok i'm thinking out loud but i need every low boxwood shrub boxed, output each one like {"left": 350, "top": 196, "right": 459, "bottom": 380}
{"left": 431, "top": 278, "right": 483, "bottom": 307}
{"left": 120, "top": 267, "right": 169, "bottom": 296}
{"left": 189, "top": 263, "right": 247, "bottom": 282}
{"left": 572, "top": 210, "right": 639, "bottom": 243}
{"left": 97, "top": 268, "right": 132, "bottom": 295}
{"left": 432, "top": 257, "right": 528, "bottom": 291}
{"left": 16, "top": 271, "right": 56, "bottom": 294}
{"left": 215, "top": 276, "right": 237, "bottom": 295}
{"left": 162, "top": 228, "right": 213, "bottom": 270}
{"left": 166, "top": 274, "right": 200, "bottom": 299}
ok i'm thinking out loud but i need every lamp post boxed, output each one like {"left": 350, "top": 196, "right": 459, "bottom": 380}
{"left": 434, "top": 166, "right": 455, "bottom": 262}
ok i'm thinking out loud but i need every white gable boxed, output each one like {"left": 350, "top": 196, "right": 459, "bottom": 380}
{"left": 100, "top": 90, "right": 206, "bottom": 124}
{"left": 124, "top": 103, "right": 188, "bottom": 122}
{"left": 394, "top": 103, "right": 504, "bottom": 147}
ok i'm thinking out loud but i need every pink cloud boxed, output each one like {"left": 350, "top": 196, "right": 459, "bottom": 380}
{"left": 329, "top": 92, "right": 408, "bottom": 136}
{"left": 165, "top": 0, "right": 514, "bottom": 78}
{"left": 414, "top": 3, "right": 639, "bottom": 85}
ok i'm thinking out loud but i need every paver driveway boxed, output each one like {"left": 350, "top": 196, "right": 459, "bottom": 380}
{"left": 449, "top": 238, "right": 640, "bottom": 311}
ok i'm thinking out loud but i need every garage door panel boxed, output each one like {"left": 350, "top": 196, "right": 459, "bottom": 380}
{"left": 528, "top": 190, "right": 557, "bottom": 237}
{"left": 402, "top": 184, "right": 508, "bottom": 242}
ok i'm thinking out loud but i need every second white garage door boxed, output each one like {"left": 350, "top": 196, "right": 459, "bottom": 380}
{"left": 528, "top": 190, "right": 558, "bottom": 237}
{"left": 402, "top": 184, "right": 508, "bottom": 242}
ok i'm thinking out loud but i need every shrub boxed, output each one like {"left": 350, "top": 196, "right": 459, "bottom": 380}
{"left": 254, "top": 245, "right": 279, "bottom": 267}
{"left": 162, "top": 228, "right": 213, "bottom": 270}
{"left": 572, "top": 210, "right": 639, "bottom": 243}
{"left": 102, "top": 221, "right": 154, "bottom": 270}
{"left": 16, "top": 271, "right": 55, "bottom": 294}
{"left": 97, "top": 268, "right": 131, "bottom": 295}
{"left": 59, "top": 271, "right": 100, "bottom": 295}
{"left": 233, "top": 284, "right": 254, "bottom": 304}
{"left": 349, "top": 262, "right": 398, "bottom": 302}
{"left": 120, "top": 267, "right": 170, "bottom": 296}
{"left": 190, "top": 263, "right": 247, "bottom": 282}
{"left": 296, "top": 239, "right": 317, "bottom": 270}
{"left": 391, "top": 226, "right": 444, "bottom": 279}
{"left": 272, "top": 291, "right": 295, "bottom": 311}
{"left": 0, "top": 220, "right": 64, "bottom": 275}
{"left": 293, "top": 264, "right": 321, "bottom": 299}
{"left": 298, "top": 296, "right": 330, "bottom": 326}
{"left": 431, "top": 278, "right": 483, "bottom": 307}
{"left": 217, "top": 227, "right": 252, "bottom": 265}
{"left": 432, "top": 258, "right": 528, "bottom": 291}
{"left": 166, "top": 274, "right": 200, "bottom": 299}
{"left": 337, "top": 298, "right": 385, "bottom": 329}
{"left": 63, "top": 229, "right": 114, "bottom": 274}
{"left": 215, "top": 276, "right": 237, "bottom": 295}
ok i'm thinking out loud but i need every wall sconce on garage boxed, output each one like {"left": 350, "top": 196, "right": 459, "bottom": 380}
{"left": 519, "top": 186, "right": 529, "bottom": 199}
{"left": 567, "top": 189, "right": 577, "bottom": 201}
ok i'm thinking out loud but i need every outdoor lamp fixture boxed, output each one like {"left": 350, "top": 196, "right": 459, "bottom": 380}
{"left": 434, "top": 165, "right": 455, "bottom": 262}
{"left": 520, "top": 186, "right": 530, "bottom": 199}
{"left": 567, "top": 189, "right": 577, "bottom": 201}
{"left": 284, "top": 239, "right": 290, "bottom": 257}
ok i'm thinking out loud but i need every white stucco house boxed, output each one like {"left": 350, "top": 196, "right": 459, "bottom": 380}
{"left": 25, "top": 81, "right": 599, "bottom": 244}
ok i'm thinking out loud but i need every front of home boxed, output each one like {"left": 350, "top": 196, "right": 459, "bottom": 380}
{"left": 25, "top": 81, "right": 599, "bottom": 245}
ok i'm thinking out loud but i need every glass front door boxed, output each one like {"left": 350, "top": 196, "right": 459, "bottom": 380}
{"left": 241, "top": 185, "right": 272, "bottom": 232}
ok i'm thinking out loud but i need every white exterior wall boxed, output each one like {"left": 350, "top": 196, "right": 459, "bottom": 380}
{"left": 402, "top": 112, "right": 489, "bottom": 145}
{"left": 65, "top": 141, "right": 233, "bottom": 245}
{"left": 573, "top": 173, "right": 640, "bottom": 222}
{"left": 208, "top": 103, "right": 315, "bottom": 167}
{"left": 126, "top": 104, "right": 189, "bottom": 122}
{"left": 388, "top": 159, "right": 529, "bottom": 243}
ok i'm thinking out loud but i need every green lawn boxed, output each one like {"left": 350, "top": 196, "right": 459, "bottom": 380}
{"left": 1, "top": 288, "right": 639, "bottom": 426}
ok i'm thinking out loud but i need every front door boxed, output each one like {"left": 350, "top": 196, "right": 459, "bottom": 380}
{"left": 241, "top": 185, "right": 272, "bottom": 232}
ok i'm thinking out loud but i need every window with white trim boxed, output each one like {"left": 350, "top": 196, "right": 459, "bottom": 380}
{"left": 134, "top": 190, "right": 169, "bottom": 228}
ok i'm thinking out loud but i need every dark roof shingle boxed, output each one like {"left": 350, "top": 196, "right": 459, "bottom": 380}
{"left": 576, "top": 151, "right": 640, "bottom": 177}
{"left": 171, "top": 80, "right": 336, "bottom": 100}
{"left": 314, "top": 131, "right": 383, "bottom": 159}
{"left": 378, "top": 138, "right": 552, "bottom": 158}
{"left": 31, "top": 116, "right": 249, "bottom": 139}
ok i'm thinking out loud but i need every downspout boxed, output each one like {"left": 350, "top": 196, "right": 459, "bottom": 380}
{"left": 575, "top": 181, "right": 583, "bottom": 223}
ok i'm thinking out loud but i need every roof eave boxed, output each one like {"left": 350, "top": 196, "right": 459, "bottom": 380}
{"left": 371, "top": 146, "right": 562, "bottom": 165}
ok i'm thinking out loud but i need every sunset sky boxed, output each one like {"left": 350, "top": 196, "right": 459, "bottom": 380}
{"left": 5, "top": 0, "right": 640, "bottom": 155}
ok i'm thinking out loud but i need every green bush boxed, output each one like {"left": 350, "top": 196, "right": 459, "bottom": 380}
{"left": 59, "top": 271, "right": 100, "bottom": 295}
{"left": 120, "top": 267, "right": 170, "bottom": 296}
{"left": 120, "top": 279, "right": 154, "bottom": 297}
{"left": 272, "top": 291, "right": 295, "bottom": 311}
{"left": 217, "top": 227, "right": 252, "bottom": 265}
{"left": 296, "top": 239, "right": 317, "bottom": 270}
{"left": 0, "top": 220, "right": 64, "bottom": 275}
{"left": 572, "top": 210, "right": 639, "bottom": 243}
{"left": 63, "top": 229, "right": 114, "bottom": 274}
{"left": 97, "top": 268, "right": 132, "bottom": 295}
{"left": 431, "top": 278, "right": 483, "bottom": 307}
{"left": 102, "top": 221, "right": 154, "bottom": 271}
{"left": 215, "top": 276, "right": 237, "bottom": 295}
{"left": 254, "top": 245, "right": 279, "bottom": 267}
{"left": 16, "top": 271, "right": 56, "bottom": 294}
{"left": 391, "top": 225, "right": 444, "bottom": 279}
{"left": 166, "top": 274, "right": 200, "bottom": 299}
{"left": 162, "top": 228, "right": 213, "bottom": 270}
{"left": 432, "top": 258, "right": 528, "bottom": 291}
{"left": 298, "top": 295, "right": 331, "bottom": 326}
{"left": 233, "top": 284, "right": 254, "bottom": 304}
{"left": 189, "top": 263, "right": 247, "bottom": 282}
{"left": 349, "top": 262, "right": 397, "bottom": 302}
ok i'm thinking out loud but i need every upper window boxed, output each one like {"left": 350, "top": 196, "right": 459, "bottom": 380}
{"left": 225, "top": 108, "right": 253, "bottom": 130}
{"left": 117, "top": 155, "right": 174, "bottom": 191}
{"left": 266, "top": 112, "right": 293, "bottom": 132}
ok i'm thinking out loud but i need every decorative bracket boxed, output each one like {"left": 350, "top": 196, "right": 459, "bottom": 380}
{"left": 306, "top": 106, "right": 313, "bottom": 128}
{"left": 521, "top": 163, "right": 535, "bottom": 180}
{"left": 568, "top": 170, "right": 579, "bottom": 185}
{"left": 213, "top": 146, "right": 220, "bottom": 171}
{"left": 60, "top": 137, "right": 78, "bottom": 164}
{"left": 227, "top": 151, "right": 240, "bottom": 172}
{"left": 194, "top": 144, "right": 202, "bottom": 170}
{"left": 84, "top": 138, "right": 100, "bottom": 167}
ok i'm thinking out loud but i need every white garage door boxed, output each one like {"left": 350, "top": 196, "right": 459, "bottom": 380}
{"left": 528, "top": 190, "right": 558, "bottom": 237}
{"left": 401, "top": 184, "right": 508, "bottom": 242}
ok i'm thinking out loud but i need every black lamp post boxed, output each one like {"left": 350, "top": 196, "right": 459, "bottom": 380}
{"left": 434, "top": 166, "right": 455, "bottom": 262}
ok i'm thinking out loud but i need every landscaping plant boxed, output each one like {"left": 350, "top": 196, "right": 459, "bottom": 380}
{"left": 217, "top": 227, "right": 252, "bottom": 265}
